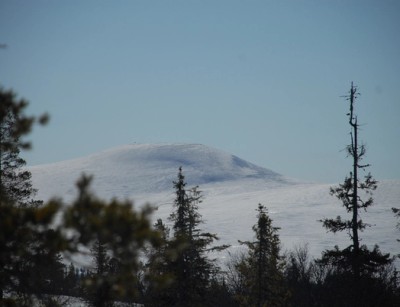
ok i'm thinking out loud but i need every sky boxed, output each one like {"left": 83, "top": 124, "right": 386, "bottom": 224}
{"left": 0, "top": 0, "right": 399, "bottom": 183}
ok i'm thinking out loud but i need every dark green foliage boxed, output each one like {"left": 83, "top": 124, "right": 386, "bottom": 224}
{"left": 0, "top": 87, "right": 47, "bottom": 207}
{"left": 143, "top": 219, "right": 175, "bottom": 306}
{"left": 203, "top": 275, "right": 238, "bottom": 307}
{"left": 91, "top": 239, "right": 111, "bottom": 276}
{"left": 62, "top": 175, "right": 160, "bottom": 307}
{"left": 319, "top": 245, "right": 392, "bottom": 276}
{"left": 83, "top": 240, "right": 114, "bottom": 306}
{"left": 0, "top": 194, "right": 62, "bottom": 303}
{"left": 0, "top": 87, "right": 48, "bottom": 151}
{"left": 1, "top": 146, "right": 42, "bottom": 208}
{"left": 285, "top": 245, "right": 318, "bottom": 307}
{"left": 146, "top": 167, "right": 227, "bottom": 306}
{"left": 29, "top": 251, "right": 65, "bottom": 295}
{"left": 284, "top": 245, "right": 400, "bottom": 307}
{"left": 313, "top": 264, "right": 400, "bottom": 307}
{"left": 1, "top": 85, "right": 399, "bottom": 306}
{"left": 320, "top": 83, "right": 391, "bottom": 277}
{"left": 64, "top": 263, "right": 80, "bottom": 297}
{"left": 0, "top": 88, "right": 63, "bottom": 304}
{"left": 233, "top": 204, "right": 288, "bottom": 307}
{"left": 317, "top": 83, "right": 397, "bottom": 305}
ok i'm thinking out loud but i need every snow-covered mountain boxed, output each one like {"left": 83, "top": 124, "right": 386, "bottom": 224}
{"left": 29, "top": 143, "right": 400, "bottom": 262}
{"left": 29, "top": 143, "right": 288, "bottom": 201}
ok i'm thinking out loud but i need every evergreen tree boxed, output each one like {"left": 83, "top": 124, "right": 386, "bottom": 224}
{"left": 30, "top": 250, "right": 65, "bottom": 296}
{"left": 318, "top": 83, "right": 394, "bottom": 305}
{"left": 165, "top": 167, "right": 226, "bottom": 306}
{"left": 64, "top": 263, "right": 80, "bottom": 296}
{"left": 393, "top": 207, "right": 400, "bottom": 246}
{"left": 1, "top": 146, "right": 42, "bottom": 207}
{"left": 143, "top": 219, "right": 175, "bottom": 306}
{"left": 81, "top": 239, "right": 114, "bottom": 306}
{"left": 0, "top": 187, "right": 61, "bottom": 304}
{"left": 235, "top": 204, "right": 288, "bottom": 307}
{"left": 0, "top": 87, "right": 47, "bottom": 207}
{"left": 91, "top": 239, "right": 111, "bottom": 275}
{"left": 62, "top": 175, "right": 160, "bottom": 307}
{"left": 0, "top": 88, "right": 63, "bottom": 304}
{"left": 284, "top": 245, "right": 320, "bottom": 307}
{"left": 0, "top": 87, "right": 167, "bottom": 306}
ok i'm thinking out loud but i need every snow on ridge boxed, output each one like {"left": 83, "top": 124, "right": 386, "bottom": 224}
{"left": 27, "top": 143, "right": 400, "bottom": 262}
{"left": 29, "top": 143, "right": 288, "bottom": 202}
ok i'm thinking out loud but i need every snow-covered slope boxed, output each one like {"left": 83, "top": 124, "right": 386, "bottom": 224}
{"left": 29, "top": 143, "right": 400, "bottom": 262}
{"left": 29, "top": 143, "right": 287, "bottom": 201}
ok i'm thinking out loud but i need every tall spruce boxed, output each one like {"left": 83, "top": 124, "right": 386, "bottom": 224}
{"left": 237, "top": 204, "right": 288, "bottom": 307}
{"left": 320, "top": 83, "right": 391, "bottom": 277}
{"left": 318, "top": 83, "right": 394, "bottom": 305}
{"left": 167, "top": 167, "right": 226, "bottom": 306}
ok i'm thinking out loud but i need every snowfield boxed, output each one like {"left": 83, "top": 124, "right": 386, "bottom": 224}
{"left": 29, "top": 143, "right": 400, "bottom": 262}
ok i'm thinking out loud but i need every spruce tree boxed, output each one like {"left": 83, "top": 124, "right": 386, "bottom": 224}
{"left": 91, "top": 239, "right": 110, "bottom": 276}
{"left": 237, "top": 204, "right": 288, "bottom": 307}
{"left": 320, "top": 83, "right": 391, "bottom": 275}
{"left": 166, "top": 167, "right": 226, "bottom": 306}
{"left": 0, "top": 87, "right": 47, "bottom": 207}
{"left": 0, "top": 88, "right": 62, "bottom": 304}
{"left": 0, "top": 183, "right": 61, "bottom": 303}
{"left": 143, "top": 219, "right": 174, "bottom": 306}
{"left": 64, "top": 263, "right": 80, "bottom": 296}
{"left": 318, "top": 83, "right": 394, "bottom": 305}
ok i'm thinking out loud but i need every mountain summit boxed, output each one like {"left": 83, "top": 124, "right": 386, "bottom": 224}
{"left": 29, "top": 143, "right": 287, "bottom": 201}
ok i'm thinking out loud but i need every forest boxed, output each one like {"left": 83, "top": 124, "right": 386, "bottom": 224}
{"left": 1, "top": 84, "right": 400, "bottom": 307}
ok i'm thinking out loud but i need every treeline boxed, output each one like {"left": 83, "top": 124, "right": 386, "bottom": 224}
{"left": 1, "top": 85, "right": 400, "bottom": 307}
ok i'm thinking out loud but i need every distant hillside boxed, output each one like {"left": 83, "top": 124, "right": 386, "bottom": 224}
{"left": 29, "top": 143, "right": 288, "bottom": 201}
{"left": 28, "top": 144, "right": 400, "bottom": 261}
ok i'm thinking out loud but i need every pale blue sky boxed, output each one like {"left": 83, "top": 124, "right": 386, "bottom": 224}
{"left": 1, "top": 0, "right": 399, "bottom": 183}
